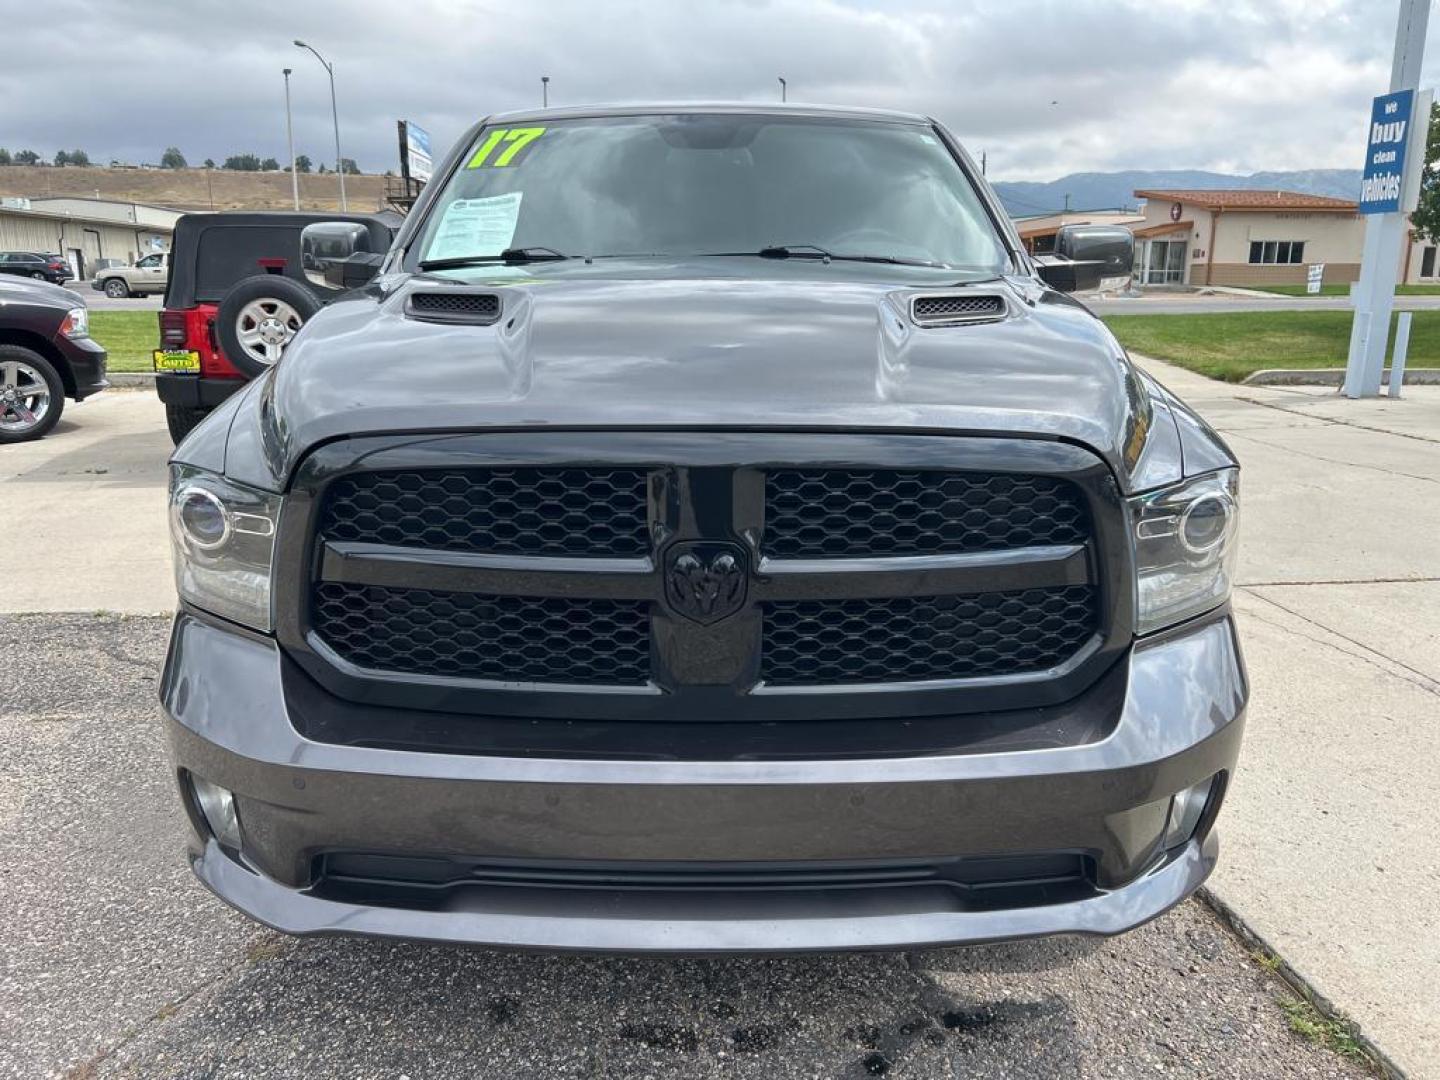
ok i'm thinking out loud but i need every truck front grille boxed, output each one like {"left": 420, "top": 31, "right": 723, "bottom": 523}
{"left": 321, "top": 467, "right": 649, "bottom": 557}
{"left": 293, "top": 434, "right": 1120, "bottom": 721}
{"left": 764, "top": 469, "right": 1086, "bottom": 557}
{"left": 762, "top": 586, "right": 1097, "bottom": 686}
{"left": 312, "top": 582, "right": 651, "bottom": 685}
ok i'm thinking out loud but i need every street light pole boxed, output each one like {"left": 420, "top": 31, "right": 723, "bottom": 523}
{"left": 778, "top": 76, "right": 786, "bottom": 102}
{"left": 294, "top": 39, "right": 346, "bottom": 210}
{"left": 282, "top": 67, "right": 299, "bottom": 210}
{"left": 541, "top": 75, "right": 549, "bottom": 107}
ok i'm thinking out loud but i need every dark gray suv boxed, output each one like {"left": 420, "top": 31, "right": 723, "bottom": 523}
{"left": 160, "top": 104, "right": 1245, "bottom": 952}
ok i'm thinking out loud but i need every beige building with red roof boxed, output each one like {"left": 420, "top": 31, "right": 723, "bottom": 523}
{"left": 1130, "top": 189, "right": 1364, "bottom": 288}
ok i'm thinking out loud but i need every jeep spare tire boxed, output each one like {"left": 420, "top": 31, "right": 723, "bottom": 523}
{"left": 216, "top": 275, "right": 321, "bottom": 378}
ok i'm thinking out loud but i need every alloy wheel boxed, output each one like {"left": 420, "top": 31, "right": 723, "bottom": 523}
{"left": 0, "top": 360, "right": 52, "bottom": 435}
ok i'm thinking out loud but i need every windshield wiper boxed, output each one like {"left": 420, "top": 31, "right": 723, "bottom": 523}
{"left": 419, "top": 247, "right": 571, "bottom": 270}
{"left": 700, "top": 246, "right": 947, "bottom": 269}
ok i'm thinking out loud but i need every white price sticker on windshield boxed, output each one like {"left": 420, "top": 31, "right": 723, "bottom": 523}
{"left": 428, "top": 192, "right": 523, "bottom": 260}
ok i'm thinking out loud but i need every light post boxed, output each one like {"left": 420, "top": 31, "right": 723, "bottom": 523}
{"left": 282, "top": 67, "right": 299, "bottom": 210}
{"left": 541, "top": 75, "right": 550, "bottom": 107}
{"left": 293, "top": 39, "right": 346, "bottom": 210}
{"left": 778, "top": 76, "right": 786, "bottom": 102}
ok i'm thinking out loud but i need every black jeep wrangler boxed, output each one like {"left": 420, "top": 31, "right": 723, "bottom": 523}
{"left": 161, "top": 105, "right": 1245, "bottom": 954}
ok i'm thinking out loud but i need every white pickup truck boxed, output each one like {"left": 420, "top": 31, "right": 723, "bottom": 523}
{"left": 92, "top": 250, "right": 170, "bottom": 298}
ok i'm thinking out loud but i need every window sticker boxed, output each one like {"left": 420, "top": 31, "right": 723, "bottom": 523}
{"left": 467, "top": 127, "right": 547, "bottom": 169}
{"left": 427, "top": 192, "right": 523, "bottom": 260}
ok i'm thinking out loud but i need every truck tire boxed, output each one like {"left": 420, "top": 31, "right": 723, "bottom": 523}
{"left": 165, "top": 403, "right": 211, "bottom": 445}
{"left": 216, "top": 275, "right": 321, "bottom": 379}
{"left": 0, "top": 345, "right": 65, "bottom": 443}
{"left": 103, "top": 278, "right": 131, "bottom": 298}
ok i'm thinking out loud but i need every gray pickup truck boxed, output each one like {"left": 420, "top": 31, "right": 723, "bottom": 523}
{"left": 161, "top": 104, "right": 1245, "bottom": 953}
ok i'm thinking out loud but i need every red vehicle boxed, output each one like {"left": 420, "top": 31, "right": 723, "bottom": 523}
{"left": 153, "top": 212, "right": 396, "bottom": 443}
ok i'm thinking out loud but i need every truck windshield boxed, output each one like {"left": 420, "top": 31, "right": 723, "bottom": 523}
{"left": 414, "top": 114, "right": 1009, "bottom": 273}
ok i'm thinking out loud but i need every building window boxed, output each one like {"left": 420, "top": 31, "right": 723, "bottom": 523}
{"left": 1422, "top": 245, "right": 1436, "bottom": 279}
{"left": 1248, "top": 240, "right": 1306, "bottom": 265}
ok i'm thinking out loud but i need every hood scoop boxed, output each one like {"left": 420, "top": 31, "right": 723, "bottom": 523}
{"left": 910, "top": 292, "right": 1008, "bottom": 327}
{"left": 405, "top": 288, "right": 503, "bottom": 325}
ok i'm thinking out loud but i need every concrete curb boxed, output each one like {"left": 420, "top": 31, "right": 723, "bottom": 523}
{"left": 1242, "top": 367, "right": 1440, "bottom": 387}
{"left": 107, "top": 372, "right": 156, "bottom": 388}
{"left": 1197, "top": 886, "right": 1405, "bottom": 1078}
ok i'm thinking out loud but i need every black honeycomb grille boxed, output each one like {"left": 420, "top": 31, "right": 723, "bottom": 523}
{"left": 762, "top": 586, "right": 1098, "bottom": 685}
{"left": 312, "top": 582, "right": 651, "bottom": 685}
{"left": 407, "top": 291, "right": 502, "bottom": 321}
{"left": 320, "top": 468, "right": 650, "bottom": 557}
{"left": 764, "top": 470, "right": 1087, "bottom": 558}
{"left": 912, "top": 294, "right": 1005, "bottom": 324}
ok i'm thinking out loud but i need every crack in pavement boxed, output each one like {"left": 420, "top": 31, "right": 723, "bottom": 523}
{"left": 1239, "top": 575, "right": 1440, "bottom": 587}
{"left": 1239, "top": 587, "right": 1440, "bottom": 701}
{"left": 1223, "top": 429, "right": 1440, "bottom": 487}
{"left": 1235, "top": 395, "right": 1440, "bottom": 445}
{"left": 56, "top": 932, "right": 288, "bottom": 1079}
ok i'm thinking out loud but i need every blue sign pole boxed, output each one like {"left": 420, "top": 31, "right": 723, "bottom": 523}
{"left": 1345, "top": 0, "right": 1430, "bottom": 399}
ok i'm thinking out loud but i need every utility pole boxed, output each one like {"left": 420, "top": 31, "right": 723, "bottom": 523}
{"left": 778, "top": 76, "right": 787, "bottom": 102}
{"left": 1344, "top": 0, "right": 1430, "bottom": 397}
{"left": 981, "top": 151, "right": 987, "bottom": 176}
{"left": 283, "top": 67, "right": 299, "bottom": 210}
{"left": 294, "top": 39, "right": 347, "bottom": 210}
{"left": 1063, "top": 192, "right": 1071, "bottom": 212}
{"left": 541, "top": 75, "right": 550, "bottom": 107}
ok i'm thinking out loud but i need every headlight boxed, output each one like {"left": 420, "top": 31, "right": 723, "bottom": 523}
{"left": 59, "top": 306, "right": 89, "bottom": 338}
{"left": 1129, "top": 469, "right": 1239, "bottom": 634}
{"left": 168, "top": 465, "right": 282, "bottom": 631}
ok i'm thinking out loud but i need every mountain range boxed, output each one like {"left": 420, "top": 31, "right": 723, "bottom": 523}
{"left": 991, "top": 169, "right": 1364, "bottom": 218}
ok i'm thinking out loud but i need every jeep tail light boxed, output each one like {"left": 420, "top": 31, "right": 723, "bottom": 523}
{"left": 160, "top": 310, "right": 187, "bottom": 348}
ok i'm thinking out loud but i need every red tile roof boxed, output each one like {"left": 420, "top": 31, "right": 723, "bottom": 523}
{"left": 1133, "top": 189, "right": 1358, "bottom": 212}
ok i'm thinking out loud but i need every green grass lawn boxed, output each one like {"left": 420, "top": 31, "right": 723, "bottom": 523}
{"left": 1102, "top": 310, "right": 1440, "bottom": 381}
{"left": 1251, "top": 282, "right": 1440, "bottom": 297}
{"left": 89, "top": 311, "right": 156, "bottom": 373}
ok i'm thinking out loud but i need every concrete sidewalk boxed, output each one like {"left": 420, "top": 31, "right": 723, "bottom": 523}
{"left": 3, "top": 378, "right": 1438, "bottom": 1074}
{"left": 0, "top": 389, "right": 172, "bottom": 614}
{"left": 1136, "top": 361, "right": 1440, "bottom": 1079}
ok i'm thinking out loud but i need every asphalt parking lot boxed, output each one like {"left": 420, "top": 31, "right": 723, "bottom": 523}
{"left": 0, "top": 618, "right": 1365, "bottom": 1080}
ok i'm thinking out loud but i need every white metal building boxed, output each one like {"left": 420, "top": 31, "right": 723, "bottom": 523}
{"left": 0, "top": 196, "right": 180, "bottom": 278}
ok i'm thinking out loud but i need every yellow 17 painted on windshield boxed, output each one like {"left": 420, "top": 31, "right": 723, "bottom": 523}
{"left": 466, "top": 127, "right": 546, "bottom": 169}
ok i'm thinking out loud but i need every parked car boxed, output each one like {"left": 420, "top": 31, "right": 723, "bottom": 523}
{"left": 152, "top": 211, "right": 397, "bottom": 443}
{"left": 92, "top": 250, "right": 171, "bottom": 298}
{"left": 0, "top": 276, "right": 107, "bottom": 441}
{"left": 161, "top": 104, "right": 1244, "bottom": 953}
{"left": 0, "top": 251, "right": 73, "bottom": 286}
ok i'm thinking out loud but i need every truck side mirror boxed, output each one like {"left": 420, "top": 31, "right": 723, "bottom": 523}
{"left": 301, "top": 222, "right": 382, "bottom": 290}
{"left": 1036, "top": 225, "right": 1134, "bottom": 293}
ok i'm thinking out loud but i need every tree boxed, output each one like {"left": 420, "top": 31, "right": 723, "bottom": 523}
{"left": 0, "top": 148, "right": 10, "bottom": 166}
{"left": 222, "top": 153, "right": 262, "bottom": 171}
{"left": 339, "top": 157, "right": 360, "bottom": 175}
{"left": 14, "top": 149, "right": 39, "bottom": 165}
{"left": 69, "top": 149, "right": 90, "bottom": 166}
{"left": 203, "top": 158, "right": 216, "bottom": 169}
{"left": 317, "top": 163, "right": 328, "bottom": 174}
{"left": 160, "top": 146, "right": 187, "bottom": 169}
{"left": 53, "top": 149, "right": 69, "bottom": 166}
{"left": 294, "top": 153, "right": 312, "bottom": 173}
{"left": 1410, "top": 102, "right": 1440, "bottom": 244}
{"left": 261, "top": 156, "right": 280, "bottom": 171}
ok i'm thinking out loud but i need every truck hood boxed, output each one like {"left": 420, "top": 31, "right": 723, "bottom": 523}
{"left": 0, "top": 275, "right": 83, "bottom": 309}
{"left": 240, "top": 269, "right": 1169, "bottom": 490}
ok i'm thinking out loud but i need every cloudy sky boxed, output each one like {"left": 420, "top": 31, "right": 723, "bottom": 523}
{"left": 1, "top": 0, "right": 1431, "bottom": 181}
